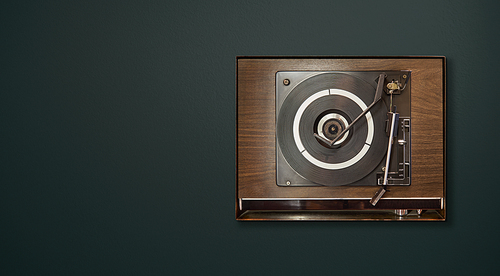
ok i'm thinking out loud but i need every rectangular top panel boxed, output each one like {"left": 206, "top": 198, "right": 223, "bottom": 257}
{"left": 237, "top": 57, "right": 445, "bottom": 199}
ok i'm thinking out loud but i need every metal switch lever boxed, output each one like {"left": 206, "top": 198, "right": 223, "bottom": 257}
{"left": 370, "top": 111, "right": 399, "bottom": 206}
{"left": 370, "top": 187, "right": 386, "bottom": 206}
{"left": 383, "top": 111, "right": 399, "bottom": 186}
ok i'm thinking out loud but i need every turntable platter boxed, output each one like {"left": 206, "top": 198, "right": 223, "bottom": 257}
{"left": 276, "top": 72, "right": 388, "bottom": 186}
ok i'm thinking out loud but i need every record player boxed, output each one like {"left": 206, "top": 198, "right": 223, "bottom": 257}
{"left": 236, "top": 57, "right": 446, "bottom": 221}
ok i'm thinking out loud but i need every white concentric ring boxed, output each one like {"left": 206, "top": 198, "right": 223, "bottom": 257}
{"left": 292, "top": 88, "right": 375, "bottom": 170}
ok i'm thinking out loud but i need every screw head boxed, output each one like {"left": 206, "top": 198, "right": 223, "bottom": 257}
{"left": 403, "top": 74, "right": 407, "bottom": 79}
{"left": 283, "top": 79, "right": 290, "bottom": 86}
{"left": 286, "top": 181, "right": 291, "bottom": 186}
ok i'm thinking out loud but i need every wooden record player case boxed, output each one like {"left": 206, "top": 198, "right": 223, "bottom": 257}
{"left": 236, "top": 56, "right": 446, "bottom": 221}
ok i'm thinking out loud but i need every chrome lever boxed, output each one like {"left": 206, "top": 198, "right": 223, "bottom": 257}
{"left": 370, "top": 187, "right": 386, "bottom": 206}
{"left": 383, "top": 111, "right": 399, "bottom": 186}
{"left": 371, "top": 111, "right": 399, "bottom": 206}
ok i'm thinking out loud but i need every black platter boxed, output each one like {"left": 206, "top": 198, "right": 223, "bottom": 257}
{"left": 276, "top": 71, "right": 411, "bottom": 187}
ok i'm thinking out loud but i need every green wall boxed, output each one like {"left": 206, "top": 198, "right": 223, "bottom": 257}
{"left": 2, "top": 0, "right": 499, "bottom": 274}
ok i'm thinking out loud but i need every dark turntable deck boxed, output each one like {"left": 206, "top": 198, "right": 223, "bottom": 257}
{"left": 236, "top": 57, "right": 445, "bottom": 221}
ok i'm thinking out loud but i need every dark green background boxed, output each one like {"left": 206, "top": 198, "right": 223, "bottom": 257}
{"left": 2, "top": 0, "right": 499, "bottom": 274}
